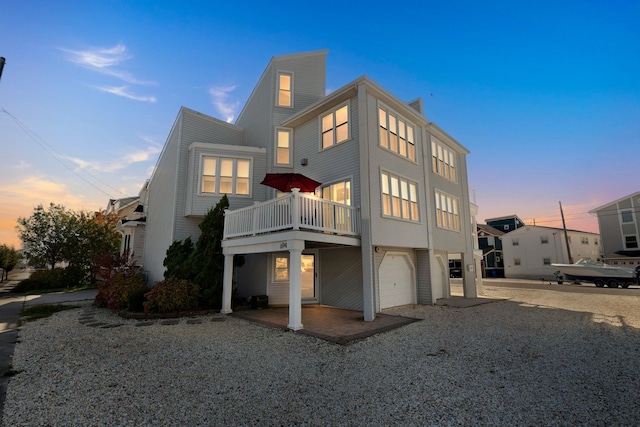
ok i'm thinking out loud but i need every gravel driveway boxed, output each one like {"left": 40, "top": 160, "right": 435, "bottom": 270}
{"left": 3, "top": 280, "right": 640, "bottom": 426}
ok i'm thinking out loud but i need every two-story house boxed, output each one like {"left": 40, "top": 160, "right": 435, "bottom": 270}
{"left": 142, "top": 50, "right": 477, "bottom": 330}
{"left": 589, "top": 191, "right": 640, "bottom": 266}
{"left": 502, "top": 225, "right": 601, "bottom": 279}
{"left": 104, "top": 187, "right": 147, "bottom": 267}
{"left": 477, "top": 224, "right": 505, "bottom": 277}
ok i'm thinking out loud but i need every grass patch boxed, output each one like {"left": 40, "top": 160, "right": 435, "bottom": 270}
{"left": 20, "top": 304, "right": 79, "bottom": 322}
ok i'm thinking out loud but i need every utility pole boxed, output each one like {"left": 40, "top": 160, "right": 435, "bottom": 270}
{"left": 0, "top": 57, "right": 5, "bottom": 83}
{"left": 559, "top": 201, "right": 573, "bottom": 264}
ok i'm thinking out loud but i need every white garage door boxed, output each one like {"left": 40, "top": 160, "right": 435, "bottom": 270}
{"left": 379, "top": 253, "right": 414, "bottom": 309}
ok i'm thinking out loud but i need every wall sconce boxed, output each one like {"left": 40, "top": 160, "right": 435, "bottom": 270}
{"left": 301, "top": 158, "right": 308, "bottom": 166}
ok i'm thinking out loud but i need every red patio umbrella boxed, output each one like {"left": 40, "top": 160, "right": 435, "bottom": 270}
{"left": 260, "top": 173, "right": 321, "bottom": 193}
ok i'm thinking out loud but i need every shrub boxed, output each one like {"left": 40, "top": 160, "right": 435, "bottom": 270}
{"left": 143, "top": 278, "right": 200, "bottom": 314}
{"left": 95, "top": 268, "right": 147, "bottom": 311}
{"left": 13, "top": 268, "right": 66, "bottom": 293}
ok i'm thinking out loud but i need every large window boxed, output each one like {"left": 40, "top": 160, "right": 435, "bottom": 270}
{"left": 381, "top": 172, "right": 419, "bottom": 221}
{"left": 321, "top": 180, "right": 351, "bottom": 205}
{"left": 277, "top": 72, "right": 292, "bottom": 107}
{"left": 378, "top": 106, "right": 416, "bottom": 161}
{"left": 431, "top": 138, "right": 457, "bottom": 182}
{"left": 201, "top": 156, "right": 251, "bottom": 196}
{"left": 275, "top": 128, "right": 292, "bottom": 166}
{"left": 435, "top": 190, "right": 460, "bottom": 231}
{"left": 321, "top": 103, "right": 349, "bottom": 149}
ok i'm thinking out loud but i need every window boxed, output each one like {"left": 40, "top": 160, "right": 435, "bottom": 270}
{"left": 621, "top": 210, "right": 633, "bottom": 223}
{"left": 275, "top": 128, "right": 292, "bottom": 166}
{"left": 200, "top": 156, "right": 251, "bottom": 196}
{"left": 512, "top": 238, "right": 519, "bottom": 246}
{"left": 381, "top": 172, "right": 419, "bottom": 221}
{"left": 321, "top": 103, "right": 349, "bottom": 149}
{"left": 543, "top": 258, "right": 551, "bottom": 265}
{"left": 540, "top": 236, "right": 549, "bottom": 244}
{"left": 625, "top": 235, "right": 639, "bottom": 249}
{"left": 274, "top": 256, "right": 289, "bottom": 281}
{"left": 594, "top": 238, "right": 599, "bottom": 245}
{"left": 277, "top": 72, "right": 292, "bottom": 107}
{"left": 514, "top": 258, "right": 521, "bottom": 266}
{"left": 435, "top": 190, "right": 460, "bottom": 231}
{"left": 581, "top": 237, "right": 589, "bottom": 244}
{"left": 321, "top": 180, "right": 351, "bottom": 205}
{"left": 378, "top": 106, "right": 416, "bottom": 161}
{"left": 431, "top": 138, "right": 456, "bottom": 181}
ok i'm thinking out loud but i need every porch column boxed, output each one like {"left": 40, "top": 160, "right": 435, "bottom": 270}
{"left": 220, "top": 254, "right": 234, "bottom": 314}
{"left": 287, "top": 240, "right": 304, "bottom": 330}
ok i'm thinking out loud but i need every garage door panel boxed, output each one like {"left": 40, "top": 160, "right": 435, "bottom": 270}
{"left": 379, "top": 253, "right": 414, "bottom": 309}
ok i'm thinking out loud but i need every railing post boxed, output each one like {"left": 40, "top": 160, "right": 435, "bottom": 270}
{"left": 291, "top": 188, "right": 300, "bottom": 230}
{"left": 223, "top": 209, "right": 230, "bottom": 238}
{"left": 252, "top": 201, "right": 260, "bottom": 236}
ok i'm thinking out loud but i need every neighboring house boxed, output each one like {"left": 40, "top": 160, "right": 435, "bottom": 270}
{"left": 503, "top": 225, "right": 601, "bottom": 279}
{"left": 105, "top": 182, "right": 148, "bottom": 266}
{"left": 477, "top": 224, "right": 505, "bottom": 278}
{"left": 589, "top": 191, "right": 640, "bottom": 266}
{"left": 142, "top": 50, "right": 477, "bottom": 330}
{"left": 486, "top": 214, "right": 525, "bottom": 233}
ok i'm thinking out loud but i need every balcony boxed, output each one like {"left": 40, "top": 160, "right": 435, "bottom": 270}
{"left": 224, "top": 189, "right": 361, "bottom": 240}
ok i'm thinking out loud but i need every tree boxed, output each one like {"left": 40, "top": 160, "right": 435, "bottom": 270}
{"left": 16, "top": 203, "right": 121, "bottom": 280}
{"left": 0, "top": 245, "right": 21, "bottom": 282}
{"left": 161, "top": 195, "right": 229, "bottom": 308}
{"left": 17, "top": 203, "right": 76, "bottom": 269}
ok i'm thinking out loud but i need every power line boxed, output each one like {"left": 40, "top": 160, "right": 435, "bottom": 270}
{"left": 1, "top": 106, "right": 127, "bottom": 199}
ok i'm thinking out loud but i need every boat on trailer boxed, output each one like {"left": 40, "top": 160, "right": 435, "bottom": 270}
{"left": 552, "top": 259, "right": 639, "bottom": 288}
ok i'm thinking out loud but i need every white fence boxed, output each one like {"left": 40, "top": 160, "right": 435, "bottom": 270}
{"left": 224, "top": 190, "right": 361, "bottom": 239}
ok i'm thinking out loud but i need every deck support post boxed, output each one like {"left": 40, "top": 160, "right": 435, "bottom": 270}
{"left": 220, "top": 254, "right": 234, "bottom": 314}
{"left": 287, "top": 240, "right": 304, "bottom": 330}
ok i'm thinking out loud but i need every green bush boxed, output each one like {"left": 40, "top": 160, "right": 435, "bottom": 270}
{"left": 95, "top": 269, "right": 147, "bottom": 311}
{"left": 143, "top": 278, "right": 200, "bottom": 314}
{"left": 13, "top": 268, "right": 66, "bottom": 293}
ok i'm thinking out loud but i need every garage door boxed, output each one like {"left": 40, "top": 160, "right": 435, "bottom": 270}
{"left": 379, "top": 253, "right": 414, "bottom": 309}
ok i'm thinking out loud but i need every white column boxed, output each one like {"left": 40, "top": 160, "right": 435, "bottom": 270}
{"left": 220, "top": 254, "right": 234, "bottom": 314}
{"left": 287, "top": 241, "right": 304, "bottom": 330}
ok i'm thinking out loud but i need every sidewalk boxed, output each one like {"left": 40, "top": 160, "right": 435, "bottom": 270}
{"left": 0, "top": 270, "right": 96, "bottom": 419}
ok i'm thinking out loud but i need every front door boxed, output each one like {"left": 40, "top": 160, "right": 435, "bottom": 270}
{"left": 301, "top": 253, "right": 316, "bottom": 301}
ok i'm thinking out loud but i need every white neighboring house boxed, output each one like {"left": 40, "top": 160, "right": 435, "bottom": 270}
{"left": 503, "top": 225, "right": 601, "bottom": 280}
{"left": 142, "top": 50, "right": 478, "bottom": 330}
{"left": 105, "top": 181, "right": 148, "bottom": 267}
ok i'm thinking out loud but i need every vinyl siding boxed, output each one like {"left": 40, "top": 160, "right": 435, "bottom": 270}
{"left": 364, "top": 91, "right": 429, "bottom": 249}
{"left": 416, "top": 249, "right": 432, "bottom": 304}
{"left": 143, "top": 117, "right": 181, "bottom": 284}
{"left": 292, "top": 98, "right": 361, "bottom": 204}
{"left": 319, "top": 247, "right": 363, "bottom": 310}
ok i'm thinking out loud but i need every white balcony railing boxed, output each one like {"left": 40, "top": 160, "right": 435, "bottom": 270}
{"left": 224, "top": 189, "right": 361, "bottom": 239}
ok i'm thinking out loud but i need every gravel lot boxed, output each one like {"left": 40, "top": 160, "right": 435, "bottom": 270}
{"left": 3, "top": 281, "right": 640, "bottom": 426}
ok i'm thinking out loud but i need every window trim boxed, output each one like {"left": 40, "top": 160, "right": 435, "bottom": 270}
{"left": 377, "top": 102, "right": 417, "bottom": 162}
{"left": 431, "top": 137, "right": 457, "bottom": 182}
{"left": 198, "top": 155, "right": 252, "bottom": 197}
{"left": 381, "top": 170, "right": 420, "bottom": 222}
{"left": 319, "top": 101, "right": 350, "bottom": 150}
{"left": 621, "top": 209, "right": 634, "bottom": 223}
{"left": 624, "top": 235, "right": 638, "bottom": 249}
{"left": 276, "top": 71, "right": 293, "bottom": 108}
{"left": 434, "top": 189, "right": 460, "bottom": 231}
{"left": 274, "top": 127, "right": 293, "bottom": 167}
{"left": 273, "top": 254, "right": 289, "bottom": 282}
